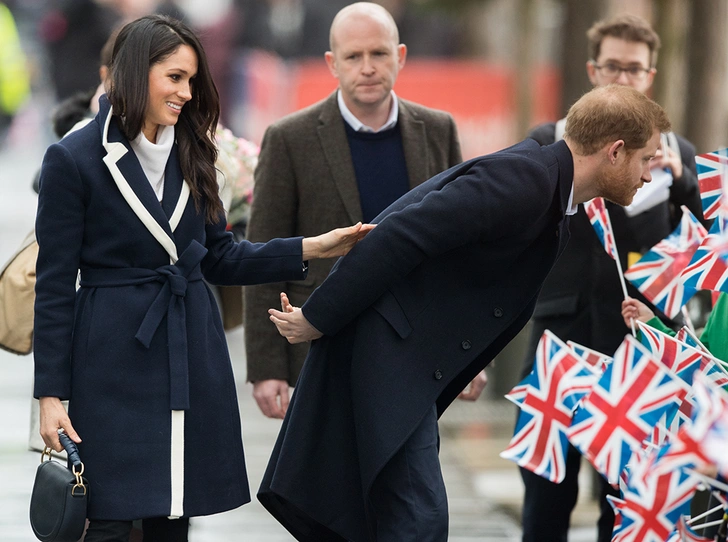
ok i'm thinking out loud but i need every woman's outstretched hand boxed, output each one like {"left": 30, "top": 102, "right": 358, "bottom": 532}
{"left": 302, "top": 222, "right": 375, "bottom": 260}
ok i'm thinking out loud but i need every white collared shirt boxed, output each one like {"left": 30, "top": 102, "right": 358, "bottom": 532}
{"left": 337, "top": 90, "right": 399, "bottom": 133}
{"left": 566, "top": 186, "right": 578, "bottom": 215}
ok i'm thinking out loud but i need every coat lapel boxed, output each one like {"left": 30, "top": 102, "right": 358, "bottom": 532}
{"left": 98, "top": 96, "right": 187, "bottom": 262}
{"left": 160, "top": 144, "right": 190, "bottom": 233}
{"left": 398, "top": 100, "right": 428, "bottom": 190}
{"left": 317, "top": 93, "right": 362, "bottom": 224}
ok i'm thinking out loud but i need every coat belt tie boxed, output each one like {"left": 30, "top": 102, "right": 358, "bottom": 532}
{"left": 80, "top": 241, "right": 208, "bottom": 410}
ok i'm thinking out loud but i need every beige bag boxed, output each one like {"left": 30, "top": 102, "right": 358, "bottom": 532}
{"left": 0, "top": 230, "right": 37, "bottom": 355}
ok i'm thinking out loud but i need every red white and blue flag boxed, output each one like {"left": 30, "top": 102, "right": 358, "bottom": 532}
{"left": 650, "top": 382, "right": 720, "bottom": 478}
{"left": 500, "top": 331, "right": 597, "bottom": 483}
{"left": 688, "top": 374, "right": 728, "bottom": 478}
{"left": 667, "top": 516, "right": 714, "bottom": 542}
{"left": 567, "top": 340, "right": 613, "bottom": 374}
{"left": 680, "top": 215, "right": 728, "bottom": 294}
{"left": 608, "top": 467, "right": 699, "bottom": 542}
{"left": 637, "top": 321, "right": 728, "bottom": 442}
{"left": 567, "top": 335, "right": 689, "bottom": 485}
{"left": 584, "top": 197, "right": 618, "bottom": 260}
{"left": 696, "top": 148, "right": 728, "bottom": 220}
{"left": 624, "top": 207, "right": 707, "bottom": 318}
{"left": 675, "top": 326, "right": 710, "bottom": 353}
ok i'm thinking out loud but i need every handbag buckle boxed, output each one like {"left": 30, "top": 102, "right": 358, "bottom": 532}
{"left": 40, "top": 446, "right": 52, "bottom": 463}
{"left": 72, "top": 462, "right": 87, "bottom": 496}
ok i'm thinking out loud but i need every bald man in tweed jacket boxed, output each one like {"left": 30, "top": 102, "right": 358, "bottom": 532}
{"left": 244, "top": 2, "right": 460, "bottom": 420}
{"left": 244, "top": 90, "right": 461, "bottom": 416}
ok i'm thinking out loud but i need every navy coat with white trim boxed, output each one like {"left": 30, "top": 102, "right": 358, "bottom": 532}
{"left": 33, "top": 96, "right": 307, "bottom": 520}
{"left": 259, "top": 138, "right": 575, "bottom": 541}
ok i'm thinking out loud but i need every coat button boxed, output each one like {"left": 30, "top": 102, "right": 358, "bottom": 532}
{"left": 434, "top": 369, "right": 443, "bottom": 380}
{"left": 461, "top": 340, "right": 471, "bottom": 350}
{"left": 555, "top": 229, "right": 559, "bottom": 237}
{"left": 494, "top": 307, "right": 504, "bottom": 317}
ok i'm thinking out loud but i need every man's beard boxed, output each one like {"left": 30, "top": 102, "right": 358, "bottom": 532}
{"left": 597, "top": 162, "right": 637, "bottom": 207}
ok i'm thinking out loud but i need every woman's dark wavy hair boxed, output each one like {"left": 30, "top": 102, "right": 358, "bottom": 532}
{"left": 108, "top": 15, "right": 222, "bottom": 223}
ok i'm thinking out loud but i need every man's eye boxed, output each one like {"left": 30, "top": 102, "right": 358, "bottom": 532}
{"left": 627, "top": 67, "right": 644, "bottom": 76}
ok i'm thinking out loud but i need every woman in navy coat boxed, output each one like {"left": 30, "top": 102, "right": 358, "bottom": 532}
{"left": 33, "top": 15, "right": 369, "bottom": 541}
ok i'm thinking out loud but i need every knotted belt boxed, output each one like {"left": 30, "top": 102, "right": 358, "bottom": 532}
{"left": 80, "top": 241, "right": 208, "bottom": 410}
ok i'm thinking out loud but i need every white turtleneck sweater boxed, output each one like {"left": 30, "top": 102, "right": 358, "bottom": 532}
{"left": 130, "top": 124, "right": 175, "bottom": 201}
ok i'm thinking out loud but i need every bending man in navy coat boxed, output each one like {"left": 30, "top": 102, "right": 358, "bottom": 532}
{"left": 259, "top": 84, "right": 671, "bottom": 542}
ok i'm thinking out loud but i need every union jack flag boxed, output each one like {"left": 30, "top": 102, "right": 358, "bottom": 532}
{"left": 584, "top": 197, "right": 618, "bottom": 260}
{"left": 637, "top": 321, "right": 705, "bottom": 381}
{"left": 675, "top": 326, "right": 709, "bottom": 353}
{"left": 666, "top": 516, "right": 714, "bottom": 542}
{"left": 608, "top": 468, "right": 700, "bottom": 542}
{"left": 624, "top": 207, "right": 707, "bottom": 318}
{"left": 637, "top": 321, "right": 728, "bottom": 440}
{"left": 680, "top": 216, "right": 728, "bottom": 293}
{"left": 567, "top": 340, "right": 613, "bottom": 374}
{"left": 567, "top": 335, "right": 689, "bottom": 485}
{"left": 696, "top": 148, "right": 728, "bottom": 220}
{"left": 689, "top": 374, "right": 728, "bottom": 477}
{"left": 500, "top": 331, "right": 597, "bottom": 483}
{"left": 651, "top": 395, "right": 718, "bottom": 478}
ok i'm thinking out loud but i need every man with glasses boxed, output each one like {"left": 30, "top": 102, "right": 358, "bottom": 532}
{"left": 518, "top": 14, "right": 705, "bottom": 542}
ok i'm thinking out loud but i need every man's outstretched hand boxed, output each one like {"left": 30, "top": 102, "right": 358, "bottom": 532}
{"left": 269, "top": 292, "right": 323, "bottom": 344}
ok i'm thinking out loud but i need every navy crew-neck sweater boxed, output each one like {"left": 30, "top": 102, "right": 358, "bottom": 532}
{"left": 344, "top": 122, "right": 410, "bottom": 223}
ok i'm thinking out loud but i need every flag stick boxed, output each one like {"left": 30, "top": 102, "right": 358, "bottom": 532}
{"left": 685, "top": 468, "right": 728, "bottom": 493}
{"left": 687, "top": 503, "right": 725, "bottom": 525}
{"left": 686, "top": 518, "right": 724, "bottom": 531}
{"left": 681, "top": 305, "right": 696, "bottom": 333}
{"left": 609, "top": 224, "right": 636, "bottom": 336}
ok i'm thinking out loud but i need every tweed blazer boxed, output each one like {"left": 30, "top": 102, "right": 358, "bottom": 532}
{"left": 244, "top": 92, "right": 461, "bottom": 384}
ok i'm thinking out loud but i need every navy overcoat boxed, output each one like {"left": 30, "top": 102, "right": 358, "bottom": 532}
{"left": 33, "top": 96, "right": 307, "bottom": 520}
{"left": 259, "top": 139, "right": 575, "bottom": 540}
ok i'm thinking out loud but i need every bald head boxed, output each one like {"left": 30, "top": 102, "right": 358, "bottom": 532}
{"left": 329, "top": 2, "right": 400, "bottom": 52}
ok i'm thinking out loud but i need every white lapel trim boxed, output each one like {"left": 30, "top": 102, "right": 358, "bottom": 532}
{"left": 170, "top": 181, "right": 189, "bottom": 232}
{"left": 101, "top": 105, "right": 190, "bottom": 263}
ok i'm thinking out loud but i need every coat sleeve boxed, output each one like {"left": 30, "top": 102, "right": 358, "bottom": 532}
{"left": 302, "top": 155, "right": 554, "bottom": 337}
{"left": 242, "top": 123, "right": 302, "bottom": 382}
{"left": 201, "top": 215, "right": 306, "bottom": 286}
{"left": 34, "top": 143, "right": 86, "bottom": 399}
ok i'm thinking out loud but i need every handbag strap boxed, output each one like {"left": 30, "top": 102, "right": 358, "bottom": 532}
{"left": 58, "top": 430, "right": 82, "bottom": 469}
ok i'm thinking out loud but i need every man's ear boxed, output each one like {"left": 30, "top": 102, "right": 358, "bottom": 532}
{"left": 324, "top": 51, "right": 337, "bottom": 78}
{"left": 607, "top": 139, "right": 626, "bottom": 164}
{"left": 586, "top": 61, "right": 598, "bottom": 86}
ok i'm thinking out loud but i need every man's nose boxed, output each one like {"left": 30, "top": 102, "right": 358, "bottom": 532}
{"left": 615, "top": 70, "right": 631, "bottom": 86}
{"left": 361, "top": 56, "right": 375, "bottom": 73}
{"left": 642, "top": 167, "right": 652, "bottom": 183}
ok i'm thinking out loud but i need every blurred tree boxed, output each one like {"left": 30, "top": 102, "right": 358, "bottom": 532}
{"left": 683, "top": 0, "right": 728, "bottom": 153}
{"left": 558, "top": 0, "right": 603, "bottom": 116}
{"left": 652, "top": 0, "right": 688, "bottom": 133}
{"left": 515, "top": 0, "right": 535, "bottom": 138}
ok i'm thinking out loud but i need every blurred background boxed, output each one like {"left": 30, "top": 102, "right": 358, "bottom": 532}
{"left": 3, "top": 0, "right": 728, "bottom": 162}
{"left": 1, "top": 1, "right": 726, "bottom": 539}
